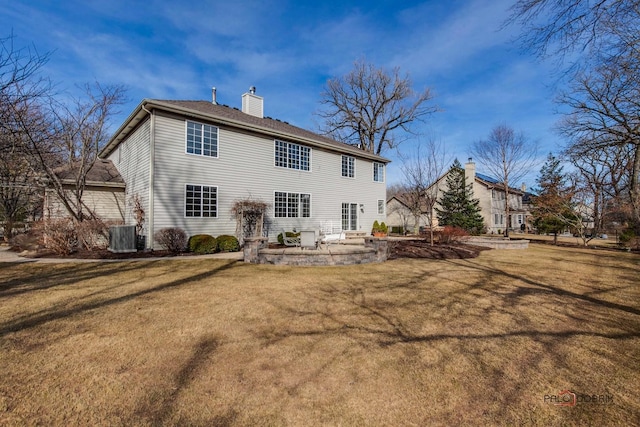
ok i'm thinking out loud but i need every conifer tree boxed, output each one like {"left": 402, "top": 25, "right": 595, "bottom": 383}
{"left": 435, "top": 159, "right": 485, "bottom": 234}
{"left": 531, "top": 153, "right": 577, "bottom": 244}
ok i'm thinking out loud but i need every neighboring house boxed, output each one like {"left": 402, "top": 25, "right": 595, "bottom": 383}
{"left": 99, "top": 88, "right": 390, "bottom": 249}
{"left": 386, "top": 159, "right": 531, "bottom": 234}
{"left": 44, "top": 159, "right": 126, "bottom": 222}
{"left": 466, "top": 160, "right": 531, "bottom": 234}
{"left": 386, "top": 193, "right": 429, "bottom": 234}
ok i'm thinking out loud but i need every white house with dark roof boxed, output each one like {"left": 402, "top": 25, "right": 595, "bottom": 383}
{"left": 99, "top": 88, "right": 390, "bottom": 249}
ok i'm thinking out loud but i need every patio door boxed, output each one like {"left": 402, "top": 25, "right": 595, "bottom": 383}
{"left": 342, "top": 202, "right": 358, "bottom": 231}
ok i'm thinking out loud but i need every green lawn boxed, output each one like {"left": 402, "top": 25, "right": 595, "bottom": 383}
{"left": 0, "top": 244, "right": 638, "bottom": 426}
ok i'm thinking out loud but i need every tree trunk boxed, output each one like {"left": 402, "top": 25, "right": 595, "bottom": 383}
{"left": 3, "top": 221, "right": 13, "bottom": 243}
{"left": 631, "top": 144, "right": 640, "bottom": 230}
{"left": 504, "top": 183, "right": 510, "bottom": 238}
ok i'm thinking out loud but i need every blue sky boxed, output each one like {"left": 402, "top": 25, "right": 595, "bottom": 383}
{"left": 2, "top": 0, "right": 561, "bottom": 186}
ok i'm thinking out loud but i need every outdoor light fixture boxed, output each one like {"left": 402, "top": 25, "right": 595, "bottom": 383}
{"left": 360, "top": 204, "right": 364, "bottom": 212}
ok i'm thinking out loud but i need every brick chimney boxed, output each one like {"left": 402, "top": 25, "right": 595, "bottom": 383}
{"left": 242, "top": 86, "right": 263, "bottom": 118}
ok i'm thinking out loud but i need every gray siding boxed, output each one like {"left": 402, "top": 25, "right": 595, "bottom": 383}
{"left": 107, "top": 119, "right": 151, "bottom": 235}
{"left": 150, "top": 112, "right": 386, "bottom": 245}
{"left": 44, "top": 187, "right": 125, "bottom": 223}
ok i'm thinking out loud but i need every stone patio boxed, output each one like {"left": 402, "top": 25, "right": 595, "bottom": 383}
{"left": 243, "top": 237, "right": 389, "bottom": 266}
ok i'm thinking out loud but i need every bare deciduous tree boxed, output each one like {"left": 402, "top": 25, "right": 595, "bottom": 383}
{"left": 317, "top": 59, "right": 437, "bottom": 155}
{"left": 507, "top": 0, "right": 640, "bottom": 72}
{"left": 0, "top": 128, "right": 41, "bottom": 240}
{"left": 508, "top": 0, "right": 640, "bottom": 230}
{"left": 565, "top": 141, "right": 634, "bottom": 236}
{"left": 470, "top": 125, "right": 538, "bottom": 237}
{"left": 400, "top": 139, "right": 448, "bottom": 245}
{"left": 11, "top": 82, "right": 127, "bottom": 222}
{"left": 557, "top": 63, "right": 640, "bottom": 227}
{"left": 0, "top": 34, "right": 51, "bottom": 238}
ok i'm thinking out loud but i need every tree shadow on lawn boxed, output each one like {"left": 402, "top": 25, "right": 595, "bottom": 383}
{"left": 134, "top": 335, "right": 238, "bottom": 427}
{"left": 2, "top": 251, "right": 638, "bottom": 425}
{"left": 0, "top": 260, "right": 240, "bottom": 338}
{"left": 0, "top": 261, "right": 148, "bottom": 299}
{"left": 455, "top": 257, "right": 640, "bottom": 317}
{"left": 247, "top": 258, "right": 639, "bottom": 424}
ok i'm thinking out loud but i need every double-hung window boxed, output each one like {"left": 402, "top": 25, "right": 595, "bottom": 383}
{"left": 275, "top": 140, "right": 310, "bottom": 171}
{"left": 274, "top": 191, "right": 311, "bottom": 217}
{"left": 342, "top": 155, "right": 355, "bottom": 178}
{"left": 186, "top": 121, "right": 218, "bottom": 157}
{"left": 185, "top": 184, "right": 217, "bottom": 217}
{"left": 373, "top": 162, "right": 385, "bottom": 182}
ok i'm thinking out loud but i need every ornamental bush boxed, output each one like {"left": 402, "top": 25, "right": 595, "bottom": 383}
{"left": 216, "top": 234, "right": 240, "bottom": 252}
{"left": 154, "top": 227, "right": 187, "bottom": 253}
{"left": 42, "top": 218, "right": 78, "bottom": 255}
{"left": 439, "top": 226, "right": 469, "bottom": 244}
{"left": 188, "top": 234, "right": 217, "bottom": 254}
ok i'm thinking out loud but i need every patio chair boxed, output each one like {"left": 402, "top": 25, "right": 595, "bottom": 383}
{"left": 281, "top": 229, "right": 301, "bottom": 247}
{"left": 318, "top": 222, "right": 345, "bottom": 247}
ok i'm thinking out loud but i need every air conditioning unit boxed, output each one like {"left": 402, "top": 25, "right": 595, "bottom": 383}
{"left": 109, "top": 225, "right": 137, "bottom": 253}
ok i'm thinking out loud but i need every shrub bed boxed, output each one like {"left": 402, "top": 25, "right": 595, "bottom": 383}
{"left": 216, "top": 235, "right": 240, "bottom": 252}
{"left": 188, "top": 234, "right": 217, "bottom": 254}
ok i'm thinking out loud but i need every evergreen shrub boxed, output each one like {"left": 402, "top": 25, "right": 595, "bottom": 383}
{"left": 188, "top": 234, "right": 217, "bottom": 254}
{"left": 216, "top": 234, "right": 240, "bottom": 252}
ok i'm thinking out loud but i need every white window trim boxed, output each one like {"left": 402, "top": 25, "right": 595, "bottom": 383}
{"left": 274, "top": 140, "right": 312, "bottom": 172}
{"left": 341, "top": 155, "right": 356, "bottom": 178}
{"left": 185, "top": 120, "right": 219, "bottom": 158}
{"left": 373, "top": 162, "right": 385, "bottom": 183}
{"left": 184, "top": 183, "right": 218, "bottom": 218}
{"left": 377, "top": 199, "right": 385, "bottom": 215}
{"left": 273, "top": 190, "right": 312, "bottom": 218}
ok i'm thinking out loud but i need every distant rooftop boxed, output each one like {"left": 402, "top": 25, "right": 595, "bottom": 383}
{"left": 476, "top": 172, "right": 500, "bottom": 184}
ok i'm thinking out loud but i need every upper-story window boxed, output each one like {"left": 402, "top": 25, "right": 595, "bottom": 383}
{"left": 186, "top": 121, "right": 218, "bottom": 157}
{"left": 342, "top": 155, "right": 355, "bottom": 178}
{"left": 275, "top": 140, "right": 310, "bottom": 171}
{"left": 373, "top": 162, "right": 385, "bottom": 182}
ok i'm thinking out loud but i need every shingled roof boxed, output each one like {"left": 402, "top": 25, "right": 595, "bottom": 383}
{"left": 53, "top": 159, "right": 125, "bottom": 187}
{"left": 101, "top": 98, "right": 390, "bottom": 164}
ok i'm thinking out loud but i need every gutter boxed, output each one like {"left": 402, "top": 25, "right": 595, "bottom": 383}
{"left": 101, "top": 99, "right": 391, "bottom": 164}
{"left": 58, "top": 180, "right": 126, "bottom": 189}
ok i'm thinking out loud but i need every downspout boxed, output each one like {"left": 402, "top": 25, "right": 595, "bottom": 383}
{"left": 142, "top": 103, "right": 155, "bottom": 249}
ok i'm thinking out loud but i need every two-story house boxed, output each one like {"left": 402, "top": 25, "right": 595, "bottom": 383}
{"left": 464, "top": 160, "right": 531, "bottom": 234}
{"left": 386, "top": 159, "right": 531, "bottom": 234}
{"left": 99, "top": 88, "right": 390, "bottom": 249}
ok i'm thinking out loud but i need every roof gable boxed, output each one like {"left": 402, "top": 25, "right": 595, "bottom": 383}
{"left": 101, "top": 99, "right": 390, "bottom": 164}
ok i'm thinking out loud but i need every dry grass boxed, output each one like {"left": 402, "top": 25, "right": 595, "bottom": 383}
{"left": 516, "top": 233, "right": 622, "bottom": 248}
{"left": 0, "top": 245, "right": 638, "bottom": 426}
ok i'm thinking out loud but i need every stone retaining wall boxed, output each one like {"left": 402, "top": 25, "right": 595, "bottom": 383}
{"left": 243, "top": 236, "right": 389, "bottom": 265}
{"left": 465, "top": 237, "right": 529, "bottom": 249}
